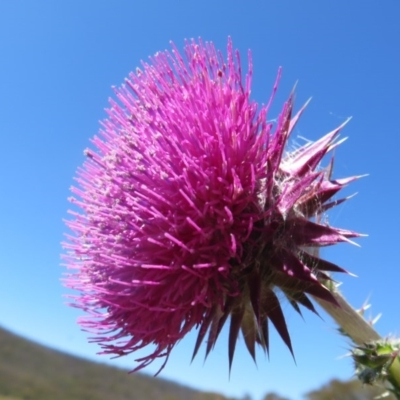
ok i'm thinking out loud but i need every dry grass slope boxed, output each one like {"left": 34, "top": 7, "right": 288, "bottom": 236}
{"left": 0, "top": 326, "right": 234, "bottom": 400}
{"left": 0, "top": 326, "right": 393, "bottom": 400}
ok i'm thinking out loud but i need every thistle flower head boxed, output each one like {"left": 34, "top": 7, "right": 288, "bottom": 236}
{"left": 64, "top": 38, "right": 361, "bottom": 374}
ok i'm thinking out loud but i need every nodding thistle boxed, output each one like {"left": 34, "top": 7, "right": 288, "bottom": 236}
{"left": 63, "top": 37, "right": 360, "bottom": 374}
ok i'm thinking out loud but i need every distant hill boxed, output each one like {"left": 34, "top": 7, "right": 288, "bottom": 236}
{"left": 0, "top": 326, "right": 394, "bottom": 400}
{"left": 0, "top": 326, "right": 234, "bottom": 400}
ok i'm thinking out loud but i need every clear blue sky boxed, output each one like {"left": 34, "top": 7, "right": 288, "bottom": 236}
{"left": 1, "top": 2, "right": 399, "bottom": 399}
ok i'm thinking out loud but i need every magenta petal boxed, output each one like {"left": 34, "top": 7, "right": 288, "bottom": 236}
{"left": 277, "top": 172, "right": 321, "bottom": 215}
{"left": 301, "top": 251, "right": 350, "bottom": 274}
{"left": 288, "top": 219, "right": 360, "bottom": 246}
{"left": 282, "top": 120, "right": 348, "bottom": 177}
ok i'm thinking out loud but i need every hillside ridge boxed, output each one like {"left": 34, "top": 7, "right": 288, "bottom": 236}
{"left": 0, "top": 326, "right": 233, "bottom": 400}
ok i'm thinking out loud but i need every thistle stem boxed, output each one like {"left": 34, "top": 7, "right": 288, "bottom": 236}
{"left": 312, "top": 291, "right": 400, "bottom": 396}
{"left": 313, "top": 291, "right": 381, "bottom": 345}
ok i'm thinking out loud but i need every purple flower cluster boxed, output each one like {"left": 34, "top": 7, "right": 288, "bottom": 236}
{"left": 64, "top": 38, "right": 360, "bottom": 373}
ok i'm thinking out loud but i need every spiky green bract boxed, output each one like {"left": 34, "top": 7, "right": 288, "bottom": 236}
{"left": 64, "top": 38, "right": 361, "bottom": 375}
{"left": 353, "top": 340, "right": 400, "bottom": 398}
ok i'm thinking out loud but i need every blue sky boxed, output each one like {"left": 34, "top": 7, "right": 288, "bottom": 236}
{"left": 1, "top": 1, "right": 399, "bottom": 399}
